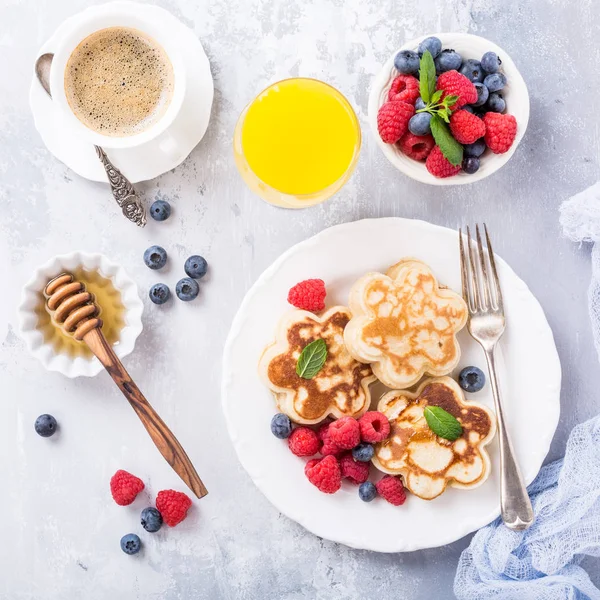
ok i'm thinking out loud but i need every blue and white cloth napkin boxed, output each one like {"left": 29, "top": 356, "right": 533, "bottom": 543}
{"left": 454, "top": 186, "right": 600, "bottom": 600}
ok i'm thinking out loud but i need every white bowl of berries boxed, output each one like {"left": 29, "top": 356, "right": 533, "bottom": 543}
{"left": 368, "top": 33, "right": 529, "bottom": 185}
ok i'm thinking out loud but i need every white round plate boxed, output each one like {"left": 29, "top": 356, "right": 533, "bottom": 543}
{"left": 222, "top": 218, "right": 561, "bottom": 552}
{"left": 29, "top": 2, "right": 213, "bottom": 183}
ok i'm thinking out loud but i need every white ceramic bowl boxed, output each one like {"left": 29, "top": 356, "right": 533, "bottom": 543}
{"left": 368, "top": 33, "right": 530, "bottom": 185}
{"left": 18, "top": 252, "right": 143, "bottom": 378}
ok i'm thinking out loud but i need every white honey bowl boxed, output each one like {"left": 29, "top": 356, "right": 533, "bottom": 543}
{"left": 18, "top": 252, "right": 143, "bottom": 378}
{"left": 367, "top": 33, "right": 530, "bottom": 185}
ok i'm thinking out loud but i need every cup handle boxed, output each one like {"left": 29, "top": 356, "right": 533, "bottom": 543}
{"left": 157, "top": 130, "right": 181, "bottom": 160}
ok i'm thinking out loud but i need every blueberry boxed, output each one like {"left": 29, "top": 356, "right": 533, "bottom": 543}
{"left": 149, "top": 283, "right": 170, "bottom": 305}
{"left": 34, "top": 414, "right": 57, "bottom": 437}
{"left": 141, "top": 507, "right": 163, "bottom": 533}
{"left": 459, "top": 59, "right": 484, "bottom": 83}
{"left": 408, "top": 112, "right": 432, "bottom": 136}
{"left": 463, "top": 105, "right": 475, "bottom": 114}
{"left": 120, "top": 533, "right": 141, "bottom": 555}
{"left": 458, "top": 366, "right": 486, "bottom": 392}
{"left": 394, "top": 50, "right": 420, "bottom": 74}
{"left": 484, "top": 72, "right": 507, "bottom": 93}
{"left": 150, "top": 199, "right": 171, "bottom": 222}
{"left": 175, "top": 277, "right": 199, "bottom": 301}
{"left": 462, "top": 157, "right": 480, "bottom": 175}
{"left": 184, "top": 255, "right": 208, "bottom": 279}
{"left": 270, "top": 413, "right": 293, "bottom": 439}
{"left": 418, "top": 36, "right": 442, "bottom": 59}
{"left": 464, "top": 138, "right": 486, "bottom": 158}
{"left": 352, "top": 443, "right": 374, "bottom": 462}
{"left": 358, "top": 481, "right": 377, "bottom": 502}
{"left": 473, "top": 82, "right": 489, "bottom": 107}
{"left": 415, "top": 97, "right": 426, "bottom": 111}
{"left": 481, "top": 51, "right": 501, "bottom": 74}
{"left": 435, "top": 49, "right": 462, "bottom": 73}
{"left": 143, "top": 245, "right": 167, "bottom": 270}
{"left": 486, "top": 92, "right": 506, "bottom": 113}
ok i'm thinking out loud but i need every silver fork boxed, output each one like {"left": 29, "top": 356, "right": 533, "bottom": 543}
{"left": 459, "top": 224, "right": 534, "bottom": 531}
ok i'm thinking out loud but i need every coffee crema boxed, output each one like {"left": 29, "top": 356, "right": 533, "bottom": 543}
{"left": 64, "top": 27, "right": 174, "bottom": 137}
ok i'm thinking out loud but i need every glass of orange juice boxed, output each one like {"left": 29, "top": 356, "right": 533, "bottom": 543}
{"left": 233, "top": 78, "right": 361, "bottom": 208}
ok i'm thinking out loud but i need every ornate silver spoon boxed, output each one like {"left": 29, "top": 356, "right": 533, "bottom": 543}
{"left": 34, "top": 53, "right": 146, "bottom": 227}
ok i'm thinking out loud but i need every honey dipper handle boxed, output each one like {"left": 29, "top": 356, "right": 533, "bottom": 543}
{"left": 83, "top": 328, "right": 208, "bottom": 499}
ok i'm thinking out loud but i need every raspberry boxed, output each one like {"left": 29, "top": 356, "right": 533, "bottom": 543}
{"left": 376, "top": 476, "right": 407, "bottom": 506}
{"left": 110, "top": 470, "right": 145, "bottom": 506}
{"left": 436, "top": 70, "right": 478, "bottom": 109}
{"left": 328, "top": 417, "right": 361, "bottom": 450}
{"left": 449, "top": 109, "right": 486, "bottom": 145}
{"left": 339, "top": 453, "right": 370, "bottom": 484}
{"left": 483, "top": 113, "right": 517, "bottom": 154}
{"left": 287, "top": 279, "right": 326, "bottom": 312}
{"left": 388, "top": 75, "right": 420, "bottom": 104}
{"left": 304, "top": 455, "right": 341, "bottom": 493}
{"left": 358, "top": 411, "right": 391, "bottom": 443}
{"left": 156, "top": 490, "right": 192, "bottom": 526}
{"left": 288, "top": 427, "right": 320, "bottom": 456}
{"left": 397, "top": 132, "right": 435, "bottom": 161}
{"left": 318, "top": 422, "right": 342, "bottom": 456}
{"left": 426, "top": 146, "right": 462, "bottom": 178}
{"left": 377, "top": 101, "right": 415, "bottom": 144}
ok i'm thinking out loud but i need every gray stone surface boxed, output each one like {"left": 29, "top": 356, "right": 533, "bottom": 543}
{"left": 1, "top": 0, "right": 599, "bottom": 598}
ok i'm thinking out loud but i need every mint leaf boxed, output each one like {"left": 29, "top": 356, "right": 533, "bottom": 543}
{"left": 430, "top": 115, "right": 463, "bottom": 166}
{"left": 296, "top": 339, "right": 328, "bottom": 379}
{"left": 437, "top": 108, "right": 451, "bottom": 123}
{"left": 431, "top": 89, "right": 443, "bottom": 105}
{"left": 444, "top": 94, "right": 459, "bottom": 108}
{"left": 423, "top": 405, "right": 463, "bottom": 441}
{"left": 419, "top": 50, "right": 436, "bottom": 104}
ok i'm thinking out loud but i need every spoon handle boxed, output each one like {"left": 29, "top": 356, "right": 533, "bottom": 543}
{"left": 95, "top": 146, "right": 147, "bottom": 227}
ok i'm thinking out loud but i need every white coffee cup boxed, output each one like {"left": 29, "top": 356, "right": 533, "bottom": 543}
{"left": 49, "top": 2, "right": 186, "bottom": 155}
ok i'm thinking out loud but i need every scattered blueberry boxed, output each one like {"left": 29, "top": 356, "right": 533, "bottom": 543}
{"left": 434, "top": 49, "right": 462, "bottom": 73}
{"left": 150, "top": 199, "right": 171, "bottom": 222}
{"left": 143, "top": 245, "right": 167, "bottom": 270}
{"left": 463, "top": 105, "right": 475, "bottom": 114}
{"left": 394, "top": 49, "right": 420, "bottom": 74}
{"left": 141, "top": 507, "right": 163, "bottom": 533}
{"left": 464, "top": 138, "right": 487, "bottom": 158}
{"left": 175, "top": 277, "right": 199, "bottom": 301}
{"left": 472, "top": 82, "right": 489, "bottom": 107}
{"left": 34, "top": 414, "right": 57, "bottom": 437}
{"left": 418, "top": 36, "right": 442, "bottom": 58}
{"left": 184, "top": 255, "right": 208, "bottom": 279}
{"left": 481, "top": 51, "right": 501, "bottom": 74}
{"left": 149, "top": 283, "right": 170, "bottom": 305}
{"left": 120, "top": 533, "right": 141, "bottom": 555}
{"left": 462, "top": 157, "right": 480, "bottom": 174}
{"left": 358, "top": 481, "right": 377, "bottom": 502}
{"left": 352, "top": 443, "right": 374, "bottom": 462}
{"left": 458, "top": 366, "right": 486, "bottom": 393}
{"left": 415, "top": 97, "right": 426, "bottom": 111}
{"left": 486, "top": 92, "right": 506, "bottom": 113}
{"left": 270, "top": 413, "right": 293, "bottom": 439}
{"left": 484, "top": 72, "right": 507, "bottom": 93}
{"left": 460, "top": 59, "right": 484, "bottom": 83}
{"left": 408, "top": 112, "right": 432, "bottom": 136}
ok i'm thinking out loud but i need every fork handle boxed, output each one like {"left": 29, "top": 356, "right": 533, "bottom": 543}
{"left": 484, "top": 347, "right": 534, "bottom": 530}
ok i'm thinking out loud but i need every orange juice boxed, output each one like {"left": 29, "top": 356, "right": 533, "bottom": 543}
{"left": 234, "top": 78, "right": 360, "bottom": 208}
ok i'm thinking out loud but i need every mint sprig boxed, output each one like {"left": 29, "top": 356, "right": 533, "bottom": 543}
{"left": 296, "top": 339, "right": 327, "bottom": 379}
{"left": 430, "top": 115, "right": 463, "bottom": 166}
{"left": 423, "top": 405, "right": 463, "bottom": 441}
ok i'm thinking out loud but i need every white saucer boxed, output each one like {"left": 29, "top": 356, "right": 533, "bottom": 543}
{"left": 29, "top": 2, "right": 213, "bottom": 183}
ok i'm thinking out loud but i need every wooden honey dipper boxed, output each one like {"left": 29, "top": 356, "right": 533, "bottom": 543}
{"left": 45, "top": 273, "right": 208, "bottom": 499}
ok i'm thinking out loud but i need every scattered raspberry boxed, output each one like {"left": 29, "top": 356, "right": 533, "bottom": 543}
{"left": 110, "top": 470, "right": 145, "bottom": 506}
{"left": 288, "top": 427, "right": 320, "bottom": 456}
{"left": 377, "top": 101, "right": 415, "bottom": 144}
{"left": 426, "top": 146, "right": 462, "bottom": 178}
{"left": 397, "top": 132, "right": 435, "bottom": 161}
{"left": 287, "top": 279, "right": 326, "bottom": 312}
{"left": 358, "top": 411, "right": 391, "bottom": 443}
{"left": 483, "top": 112, "right": 517, "bottom": 154}
{"left": 318, "top": 422, "right": 342, "bottom": 456}
{"left": 436, "top": 70, "right": 478, "bottom": 109}
{"left": 156, "top": 490, "right": 192, "bottom": 526}
{"left": 328, "top": 417, "right": 361, "bottom": 450}
{"left": 376, "top": 476, "right": 407, "bottom": 506}
{"left": 304, "top": 455, "right": 341, "bottom": 494}
{"left": 339, "top": 453, "right": 370, "bottom": 484}
{"left": 449, "top": 109, "right": 486, "bottom": 145}
{"left": 388, "top": 74, "right": 420, "bottom": 104}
